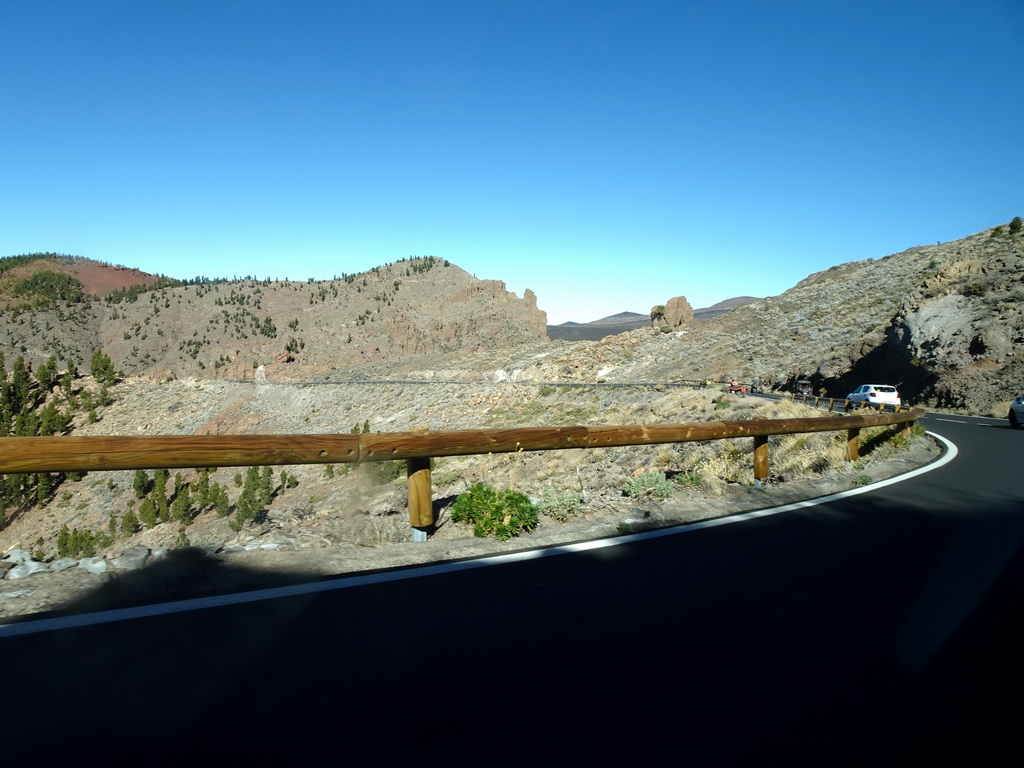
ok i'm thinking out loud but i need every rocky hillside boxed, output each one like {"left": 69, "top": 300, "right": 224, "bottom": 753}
{"left": 5, "top": 223, "right": 1022, "bottom": 411}
{"left": 0, "top": 255, "right": 548, "bottom": 382}
{"left": 464, "top": 220, "right": 1022, "bottom": 414}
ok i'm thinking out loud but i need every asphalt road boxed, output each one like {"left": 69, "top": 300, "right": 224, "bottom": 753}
{"left": 1, "top": 412, "right": 1021, "bottom": 763}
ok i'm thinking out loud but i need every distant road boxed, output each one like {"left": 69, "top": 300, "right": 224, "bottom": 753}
{"left": 237, "top": 376, "right": 713, "bottom": 388}
{"left": 1, "top": 412, "right": 1021, "bottom": 762}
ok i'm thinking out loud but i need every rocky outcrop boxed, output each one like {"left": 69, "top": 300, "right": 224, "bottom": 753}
{"left": 663, "top": 296, "right": 694, "bottom": 328}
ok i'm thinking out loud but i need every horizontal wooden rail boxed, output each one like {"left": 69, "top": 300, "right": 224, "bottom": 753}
{"left": 0, "top": 409, "right": 921, "bottom": 474}
{"left": 0, "top": 408, "right": 924, "bottom": 532}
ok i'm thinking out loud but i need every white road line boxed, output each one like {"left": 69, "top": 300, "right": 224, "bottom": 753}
{"left": 934, "top": 418, "right": 968, "bottom": 423}
{"left": 0, "top": 432, "right": 960, "bottom": 639}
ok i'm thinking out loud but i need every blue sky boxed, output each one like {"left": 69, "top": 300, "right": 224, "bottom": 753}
{"left": 2, "top": 1, "right": 1021, "bottom": 324}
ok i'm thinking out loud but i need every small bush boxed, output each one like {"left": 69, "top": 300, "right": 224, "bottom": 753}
{"left": 450, "top": 483, "right": 539, "bottom": 541}
{"left": 623, "top": 471, "right": 673, "bottom": 499}
{"left": 673, "top": 470, "right": 702, "bottom": 488}
{"left": 714, "top": 399, "right": 731, "bottom": 411}
{"left": 537, "top": 488, "right": 581, "bottom": 522}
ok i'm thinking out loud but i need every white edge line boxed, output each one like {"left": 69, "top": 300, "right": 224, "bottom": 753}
{"left": 0, "top": 432, "right": 959, "bottom": 639}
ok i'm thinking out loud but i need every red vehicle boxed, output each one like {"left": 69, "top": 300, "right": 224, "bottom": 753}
{"left": 728, "top": 381, "right": 747, "bottom": 396}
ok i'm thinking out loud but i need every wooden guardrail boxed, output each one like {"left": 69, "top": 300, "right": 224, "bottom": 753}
{"left": 0, "top": 407, "right": 923, "bottom": 531}
{"left": 790, "top": 393, "right": 906, "bottom": 413}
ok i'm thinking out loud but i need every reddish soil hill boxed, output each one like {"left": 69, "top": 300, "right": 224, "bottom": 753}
{"left": 64, "top": 260, "right": 159, "bottom": 297}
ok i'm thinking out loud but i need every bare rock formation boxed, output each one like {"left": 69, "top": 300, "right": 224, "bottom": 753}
{"left": 663, "top": 296, "right": 694, "bottom": 328}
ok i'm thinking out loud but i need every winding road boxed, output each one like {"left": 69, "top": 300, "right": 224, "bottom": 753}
{"left": 0, "top": 412, "right": 1021, "bottom": 762}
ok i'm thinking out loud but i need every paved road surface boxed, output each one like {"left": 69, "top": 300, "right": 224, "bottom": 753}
{"left": 1, "top": 412, "right": 1021, "bottom": 762}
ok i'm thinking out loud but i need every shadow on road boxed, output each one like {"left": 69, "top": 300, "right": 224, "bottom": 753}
{"left": 1, "top": 490, "right": 1023, "bottom": 763}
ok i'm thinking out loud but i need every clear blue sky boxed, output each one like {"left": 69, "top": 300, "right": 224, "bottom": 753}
{"left": 2, "top": 1, "right": 1021, "bottom": 324}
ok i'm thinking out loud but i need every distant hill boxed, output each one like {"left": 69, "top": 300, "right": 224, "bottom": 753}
{"left": 0, "top": 254, "right": 162, "bottom": 310}
{"left": 547, "top": 300, "right": 759, "bottom": 341}
{"left": 547, "top": 311, "right": 649, "bottom": 340}
{"left": 693, "top": 297, "right": 759, "bottom": 321}
{"left": 585, "top": 311, "right": 648, "bottom": 326}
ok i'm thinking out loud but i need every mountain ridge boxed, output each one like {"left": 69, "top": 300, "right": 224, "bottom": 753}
{"left": 2, "top": 219, "right": 1021, "bottom": 411}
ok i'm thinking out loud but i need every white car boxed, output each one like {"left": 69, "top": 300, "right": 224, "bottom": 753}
{"left": 1009, "top": 395, "right": 1024, "bottom": 428}
{"left": 846, "top": 384, "right": 901, "bottom": 410}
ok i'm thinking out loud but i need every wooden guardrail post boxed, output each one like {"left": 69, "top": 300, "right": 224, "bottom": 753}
{"left": 753, "top": 435, "right": 769, "bottom": 487}
{"left": 406, "top": 456, "right": 433, "bottom": 536}
{"left": 846, "top": 428, "right": 860, "bottom": 465}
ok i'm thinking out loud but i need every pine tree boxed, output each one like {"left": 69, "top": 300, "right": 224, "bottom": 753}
{"left": 121, "top": 508, "right": 141, "bottom": 536}
{"left": 38, "top": 402, "right": 67, "bottom": 436}
{"left": 90, "top": 348, "right": 116, "bottom": 385}
{"left": 36, "top": 355, "right": 57, "bottom": 392}
{"left": 36, "top": 473, "right": 51, "bottom": 505}
{"left": 61, "top": 360, "right": 77, "bottom": 401}
{"left": 171, "top": 483, "right": 192, "bottom": 523}
{"left": 133, "top": 469, "right": 149, "bottom": 498}
{"left": 81, "top": 391, "right": 97, "bottom": 423}
{"left": 212, "top": 483, "right": 230, "bottom": 517}
{"left": 153, "top": 469, "right": 169, "bottom": 521}
{"left": 15, "top": 408, "right": 39, "bottom": 437}
{"left": 11, "top": 356, "right": 31, "bottom": 413}
{"left": 259, "top": 466, "right": 274, "bottom": 506}
{"left": 194, "top": 468, "right": 211, "bottom": 509}
{"left": 139, "top": 497, "right": 158, "bottom": 528}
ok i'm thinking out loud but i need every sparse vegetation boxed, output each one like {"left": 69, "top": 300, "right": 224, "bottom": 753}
{"left": 623, "top": 471, "right": 673, "bottom": 499}
{"left": 449, "top": 483, "right": 539, "bottom": 541}
{"left": 536, "top": 487, "right": 582, "bottom": 522}
{"left": 673, "top": 470, "right": 702, "bottom": 488}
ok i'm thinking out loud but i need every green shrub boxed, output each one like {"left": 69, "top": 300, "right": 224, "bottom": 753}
{"left": 714, "top": 399, "right": 730, "bottom": 410}
{"left": 623, "top": 471, "right": 673, "bottom": 499}
{"left": 537, "top": 488, "right": 581, "bottom": 522}
{"left": 673, "top": 470, "right": 702, "bottom": 488}
{"left": 450, "top": 483, "right": 539, "bottom": 541}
